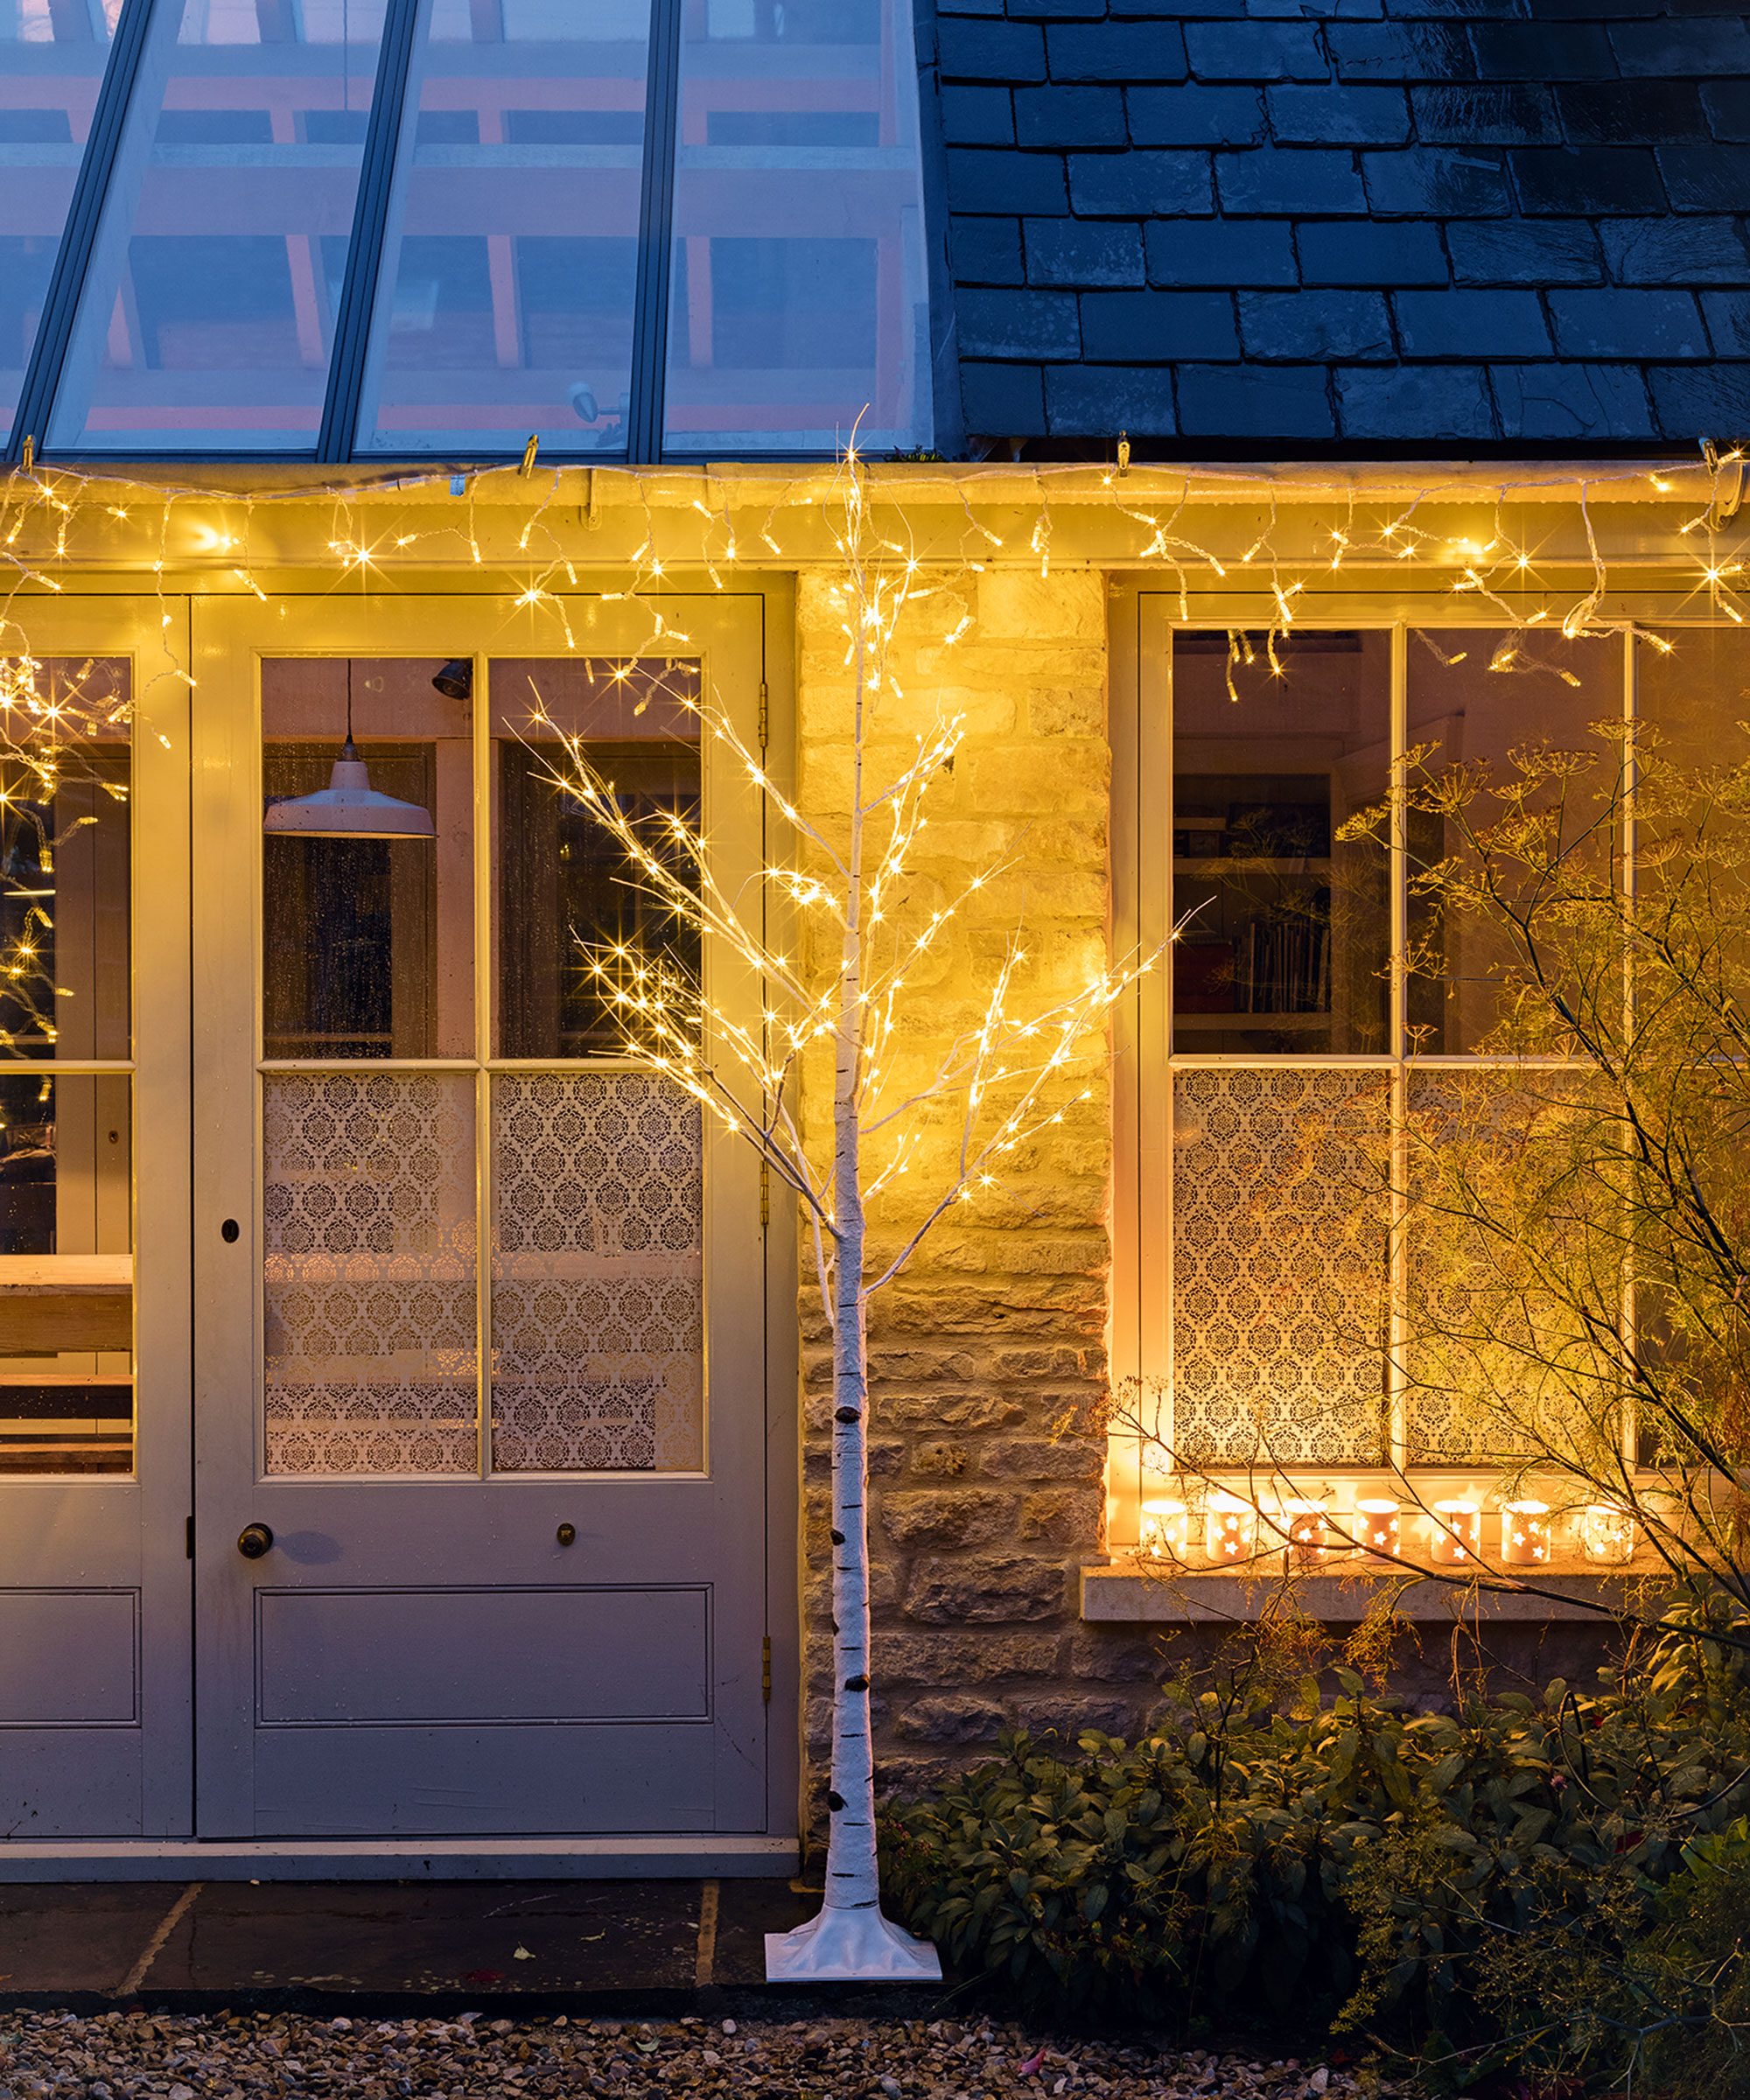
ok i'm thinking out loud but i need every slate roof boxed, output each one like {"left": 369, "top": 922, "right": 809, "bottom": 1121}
{"left": 929, "top": 0, "right": 1750, "bottom": 454}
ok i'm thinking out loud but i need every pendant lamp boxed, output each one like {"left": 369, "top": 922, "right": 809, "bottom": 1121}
{"left": 262, "top": 665, "right": 436, "bottom": 840}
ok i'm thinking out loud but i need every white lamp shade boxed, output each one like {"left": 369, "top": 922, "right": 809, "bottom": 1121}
{"left": 263, "top": 751, "right": 435, "bottom": 839}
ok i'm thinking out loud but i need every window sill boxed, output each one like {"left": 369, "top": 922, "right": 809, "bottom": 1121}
{"left": 1080, "top": 1562, "right": 1656, "bottom": 1624}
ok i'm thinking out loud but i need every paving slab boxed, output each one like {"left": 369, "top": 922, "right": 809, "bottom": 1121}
{"left": 0, "top": 1884, "right": 187, "bottom": 1996}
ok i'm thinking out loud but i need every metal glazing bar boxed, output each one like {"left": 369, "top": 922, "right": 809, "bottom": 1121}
{"left": 626, "top": 0, "right": 684, "bottom": 465}
{"left": 1388, "top": 621, "right": 1409, "bottom": 1471}
{"left": 6, "top": 0, "right": 158, "bottom": 464}
{"left": 1620, "top": 626, "right": 1639, "bottom": 1473}
{"left": 317, "top": 0, "right": 425, "bottom": 464}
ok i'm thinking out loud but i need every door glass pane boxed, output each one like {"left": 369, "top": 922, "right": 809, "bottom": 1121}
{"left": 492, "top": 658, "right": 700, "bottom": 1059}
{"left": 262, "top": 659, "right": 473, "bottom": 1060}
{"left": 1172, "top": 631, "right": 1390, "bottom": 1054}
{"left": 355, "top": 1, "right": 651, "bottom": 457}
{"left": 262, "top": 1072, "right": 477, "bottom": 1476}
{"left": 491, "top": 1073, "right": 703, "bottom": 1474}
{"left": 0, "top": 0, "right": 118, "bottom": 430}
{"left": 0, "top": 654, "right": 130, "bottom": 1060}
{"left": 664, "top": 0, "right": 934, "bottom": 455}
{"left": 0, "top": 1070, "right": 133, "bottom": 1474}
{"left": 44, "top": 0, "right": 388, "bottom": 453}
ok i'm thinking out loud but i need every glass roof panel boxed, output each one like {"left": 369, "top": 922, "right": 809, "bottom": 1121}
{"left": 43, "top": 0, "right": 387, "bottom": 454}
{"left": 662, "top": 0, "right": 932, "bottom": 456}
{"left": 352, "top": 0, "right": 651, "bottom": 458}
{"left": 0, "top": 0, "right": 119, "bottom": 435}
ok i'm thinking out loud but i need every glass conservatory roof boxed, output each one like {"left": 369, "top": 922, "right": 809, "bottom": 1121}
{"left": 1, "top": 0, "right": 935, "bottom": 464}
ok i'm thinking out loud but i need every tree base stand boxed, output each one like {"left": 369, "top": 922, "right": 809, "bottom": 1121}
{"left": 764, "top": 1903, "right": 943, "bottom": 1982}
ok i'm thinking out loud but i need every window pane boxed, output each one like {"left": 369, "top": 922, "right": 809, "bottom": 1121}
{"left": 44, "top": 0, "right": 387, "bottom": 453}
{"left": 1171, "top": 631, "right": 1390, "bottom": 1055}
{"left": 0, "top": 1071, "right": 133, "bottom": 1475}
{"left": 0, "top": 654, "right": 130, "bottom": 1061}
{"left": 492, "top": 658, "right": 701, "bottom": 1059}
{"left": 262, "top": 659, "right": 473, "bottom": 1060}
{"left": 1640, "top": 626, "right": 1750, "bottom": 771}
{"left": 355, "top": 3, "right": 650, "bottom": 456}
{"left": 663, "top": 0, "right": 934, "bottom": 455}
{"left": 1407, "top": 630, "right": 1620, "bottom": 1054}
{"left": 0, "top": 0, "right": 116, "bottom": 431}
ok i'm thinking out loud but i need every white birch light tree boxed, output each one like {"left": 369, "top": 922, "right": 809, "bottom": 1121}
{"left": 533, "top": 458, "right": 1152, "bottom": 1980}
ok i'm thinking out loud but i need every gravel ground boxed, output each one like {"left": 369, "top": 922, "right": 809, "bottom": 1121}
{"left": 0, "top": 2012, "right": 1416, "bottom": 2100}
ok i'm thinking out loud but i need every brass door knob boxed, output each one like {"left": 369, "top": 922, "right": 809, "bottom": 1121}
{"left": 237, "top": 1522, "right": 274, "bottom": 1559}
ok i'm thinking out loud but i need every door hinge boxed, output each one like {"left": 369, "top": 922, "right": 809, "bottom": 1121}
{"left": 762, "top": 1634, "right": 772, "bottom": 1703}
{"left": 186, "top": 1515, "right": 194, "bottom": 1560}
{"left": 760, "top": 1157, "right": 770, "bottom": 1228}
{"left": 758, "top": 680, "right": 768, "bottom": 755}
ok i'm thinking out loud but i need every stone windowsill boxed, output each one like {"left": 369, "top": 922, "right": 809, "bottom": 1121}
{"left": 1081, "top": 1560, "right": 1660, "bottom": 1623}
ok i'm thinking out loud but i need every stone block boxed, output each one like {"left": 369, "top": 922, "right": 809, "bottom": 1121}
{"left": 946, "top": 147, "right": 1067, "bottom": 216}
{"left": 979, "top": 1435, "right": 1105, "bottom": 1481}
{"left": 1512, "top": 148, "right": 1665, "bottom": 218}
{"left": 1471, "top": 23, "right": 1615, "bottom": 80}
{"left": 942, "top": 84, "right": 1015, "bottom": 146}
{"left": 1648, "top": 362, "right": 1750, "bottom": 442}
{"left": 905, "top": 1554, "right": 1071, "bottom": 1623}
{"left": 1146, "top": 216, "right": 1296, "bottom": 285}
{"left": 1010, "top": 1693, "right": 1138, "bottom": 1740}
{"left": 908, "top": 1442, "right": 973, "bottom": 1479}
{"left": 1335, "top": 364, "right": 1497, "bottom": 442}
{"left": 1549, "top": 289, "right": 1707, "bottom": 360}
{"left": 1558, "top": 82, "right": 1710, "bottom": 147}
{"left": 1266, "top": 85, "right": 1410, "bottom": 144}
{"left": 1239, "top": 289, "right": 1393, "bottom": 360}
{"left": 1067, "top": 148, "right": 1212, "bottom": 216}
{"left": 1013, "top": 85, "right": 1128, "bottom": 151}
{"left": 1611, "top": 18, "right": 1750, "bottom": 77}
{"left": 1326, "top": 22, "right": 1472, "bottom": 83}
{"left": 1412, "top": 83, "right": 1559, "bottom": 146}
{"left": 880, "top": 1488, "right": 1017, "bottom": 1547}
{"left": 1124, "top": 85, "right": 1264, "bottom": 147}
{"left": 957, "top": 288, "right": 1081, "bottom": 360}
{"left": 1363, "top": 147, "right": 1509, "bottom": 218}
{"left": 1217, "top": 147, "right": 1366, "bottom": 216}
{"left": 1046, "top": 21, "right": 1187, "bottom": 82}
{"left": 892, "top": 1692, "right": 1009, "bottom": 1744}
{"left": 1019, "top": 1488, "right": 1102, "bottom": 1547}
{"left": 1070, "top": 1626, "right": 1172, "bottom": 1683}
{"left": 1026, "top": 218, "right": 1146, "bottom": 286}
{"left": 1446, "top": 217, "right": 1602, "bottom": 284}
{"left": 1660, "top": 144, "right": 1750, "bottom": 214}
{"left": 937, "top": 17, "right": 1047, "bottom": 81}
{"left": 974, "top": 570, "right": 1105, "bottom": 641}
{"left": 1027, "top": 685, "right": 1104, "bottom": 736}
{"left": 872, "top": 1630, "right": 1063, "bottom": 1684}
{"left": 1080, "top": 289, "right": 1238, "bottom": 361}
{"left": 1602, "top": 217, "right": 1750, "bottom": 284}
{"left": 1394, "top": 288, "right": 1549, "bottom": 357}
{"left": 1184, "top": 20, "right": 1326, "bottom": 80}
{"left": 1491, "top": 363, "right": 1656, "bottom": 442}
{"left": 951, "top": 214, "right": 1026, "bottom": 284}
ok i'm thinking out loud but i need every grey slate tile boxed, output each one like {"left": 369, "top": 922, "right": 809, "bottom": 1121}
{"left": 1336, "top": 363, "right": 1497, "bottom": 439}
{"left": 1176, "top": 361, "right": 1336, "bottom": 438}
{"left": 1549, "top": 289, "right": 1707, "bottom": 359}
{"left": 1026, "top": 216, "right": 1148, "bottom": 284}
{"left": 1601, "top": 218, "right": 1750, "bottom": 286}
{"left": 1218, "top": 146, "right": 1367, "bottom": 214}
{"left": 1556, "top": 82, "right": 1712, "bottom": 146}
{"left": 1447, "top": 217, "right": 1602, "bottom": 284}
{"left": 960, "top": 360, "right": 1049, "bottom": 434}
{"left": 1239, "top": 287, "right": 1395, "bottom": 358}
{"left": 1363, "top": 148, "right": 1511, "bottom": 217}
{"left": 1080, "top": 289, "right": 1240, "bottom": 359}
{"left": 937, "top": 0, "right": 1006, "bottom": 16}
{"left": 1146, "top": 215, "right": 1298, "bottom": 284}
{"left": 958, "top": 288, "right": 1082, "bottom": 358}
{"left": 1005, "top": 0, "right": 1107, "bottom": 18}
{"left": 938, "top": 18, "right": 1047, "bottom": 80}
{"left": 1491, "top": 363, "right": 1656, "bottom": 441}
{"left": 1511, "top": 148, "right": 1666, "bottom": 216}
{"left": 1125, "top": 85, "right": 1267, "bottom": 144}
{"left": 1395, "top": 287, "right": 1551, "bottom": 356}
{"left": 1327, "top": 22, "right": 1473, "bottom": 81}
{"left": 1266, "top": 84, "right": 1410, "bottom": 143}
{"left": 1469, "top": 24, "right": 1617, "bottom": 80}
{"left": 1412, "top": 85, "right": 1561, "bottom": 146}
{"left": 1702, "top": 80, "right": 1750, "bottom": 140}
{"left": 1296, "top": 218, "right": 1448, "bottom": 284}
{"left": 942, "top": 86, "right": 1016, "bottom": 144}
{"left": 1184, "top": 20, "right": 1328, "bottom": 80}
{"left": 1648, "top": 363, "right": 1750, "bottom": 441}
{"left": 1659, "top": 144, "right": 1750, "bottom": 211}
{"left": 947, "top": 147, "right": 1069, "bottom": 214}
{"left": 1045, "top": 362, "right": 1177, "bottom": 433}
{"left": 1610, "top": 19, "right": 1750, "bottom": 77}
{"left": 1702, "top": 291, "right": 1750, "bottom": 355}
{"left": 1068, "top": 149, "right": 1214, "bottom": 214}
{"left": 1014, "top": 85, "right": 1127, "bottom": 146}
{"left": 1390, "top": 0, "right": 1516, "bottom": 16}
{"left": 952, "top": 215, "right": 1027, "bottom": 284}
{"left": 1046, "top": 21, "right": 1187, "bottom": 80}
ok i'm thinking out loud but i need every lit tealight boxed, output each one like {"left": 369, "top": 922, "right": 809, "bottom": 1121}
{"left": 1139, "top": 1499, "right": 1190, "bottom": 1563}
{"left": 1502, "top": 1500, "right": 1551, "bottom": 1564}
{"left": 1429, "top": 1500, "right": 1480, "bottom": 1565}
{"left": 1579, "top": 1503, "right": 1634, "bottom": 1565}
{"left": 1356, "top": 1498, "right": 1400, "bottom": 1559}
{"left": 1206, "top": 1491, "right": 1256, "bottom": 1562}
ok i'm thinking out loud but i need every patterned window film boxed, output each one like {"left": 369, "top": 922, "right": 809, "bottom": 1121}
{"left": 490, "top": 1073, "right": 704, "bottom": 1474}
{"left": 262, "top": 1072, "right": 478, "bottom": 1476}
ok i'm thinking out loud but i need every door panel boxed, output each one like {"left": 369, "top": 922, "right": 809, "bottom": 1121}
{"left": 192, "top": 598, "right": 772, "bottom": 1841}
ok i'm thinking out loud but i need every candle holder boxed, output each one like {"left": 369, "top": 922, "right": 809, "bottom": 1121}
{"left": 1356, "top": 1498, "right": 1401, "bottom": 1560}
{"left": 1279, "top": 1498, "right": 1332, "bottom": 1565}
{"left": 1139, "top": 1499, "right": 1190, "bottom": 1563}
{"left": 1580, "top": 1503, "right": 1634, "bottom": 1564}
{"left": 1205, "top": 1492, "right": 1257, "bottom": 1563}
{"left": 1502, "top": 1500, "right": 1551, "bottom": 1565}
{"left": 1429, "top": 1500, "right": 1481, "bottom": 1565}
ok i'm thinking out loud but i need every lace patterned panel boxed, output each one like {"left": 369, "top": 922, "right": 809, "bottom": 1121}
{"left": 1172, "top": 1068, "right": 1388, "bottom": 1466}
{"left": 491, "top": 1073, "right": 704, "bottom": 1473}
{"left": 262, "top": 1074, "right": 478, "bottom": 1475}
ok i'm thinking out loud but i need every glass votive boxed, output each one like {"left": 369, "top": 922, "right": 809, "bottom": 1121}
{"left": 1429, "top": 1500, "right": 1481, "bottom": 1565}
{"left": 1205, "top": 1492, "right": 1256, "bottom": 1562}
{"left": 1502, "top": 1500, "right": 1551, "bottom": 1564}
{"left": 1580, "top": 1503, "right": 1634, "bottom": 1564}
{"left": 1356, "top": 1498, "right": 1401, "bottom": 1559}
{"left": 1139, "top": 1499, "right": 1190, "bottom": 1562}
{"left": 1281, "top": 1498, "right": 1332, "bottom": 1565}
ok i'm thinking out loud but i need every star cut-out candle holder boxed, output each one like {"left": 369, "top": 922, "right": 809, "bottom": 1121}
{"left": 1429, "top": 1500, "right": 1481, "bottom": 1565}
{"left": 1502, "top": 1500, "right": 1551, "bottom": 1565}
{"left": 1356, "top": 1498, "right": 1400, "bottom": 1561}
{"left": 1139, "top": 1498, "right": 1190, "bottom": 1563}
{"left": 1580, "top": 1503, "right": 1634, "bottom": 1564}
{"left": 1280, "top": 1498, "right": 1332, "bottom": 1566}
{"left": 1206, "top": 1492, "right": 1256, "bottom": 1563}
